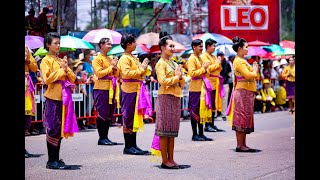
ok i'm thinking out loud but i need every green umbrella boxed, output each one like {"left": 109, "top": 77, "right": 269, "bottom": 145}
{"left": 33, "top": 47, "right": 76, "bottom": 57}
{"left": 108, "top": 45, "right": 124, "bottom": 55}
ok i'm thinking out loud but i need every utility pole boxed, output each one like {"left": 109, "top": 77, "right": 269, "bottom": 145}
{"left": 188, "top": 0, "right": 192, "bottom": 36}
{"left": 94, "top": 0, "right": 97, "bottom": 28}
{"left": 57, "top": 0, "right": 61, "bottom": 35}
{"left": 292, "top": 0, "right": 295, "bottom": 40}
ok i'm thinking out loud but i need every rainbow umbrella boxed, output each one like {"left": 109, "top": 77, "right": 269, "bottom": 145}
{"left": 192, "top": 33, "right": 232, "bottom": 46}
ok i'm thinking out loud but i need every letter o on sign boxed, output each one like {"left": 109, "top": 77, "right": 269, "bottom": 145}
{"left": 250, "top": 7, "right": 267, "bottom": 27}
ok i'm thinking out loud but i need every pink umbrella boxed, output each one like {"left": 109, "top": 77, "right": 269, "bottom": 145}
{"left": 25, "top": 35, "right": 44, "bottom": 49}
{"left": 82, "top": 28, "right": 122, "bottom": 44}
{"left": 247, "top": 46, "right": 268, "bottom": 56}
{"left": 247, "top": 40, "right": 271, "bottom": 46}
{"left": 279, "top": 40, "right": 295, "bottom": 49}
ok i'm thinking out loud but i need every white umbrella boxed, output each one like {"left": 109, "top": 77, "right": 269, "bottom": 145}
{"left": 214, "top": 44, "right": 236, "bottom": 56}
{"left": 82, "top": 28, "right": 122, "bottom": 44}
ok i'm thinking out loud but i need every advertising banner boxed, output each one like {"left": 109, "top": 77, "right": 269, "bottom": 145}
{"left": 208, "top": 0, "right": 280, "bottom": 44}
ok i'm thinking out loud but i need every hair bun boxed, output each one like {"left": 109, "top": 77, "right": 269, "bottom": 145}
{"left": 159, "top": 31, "right": 168, "bottom": 39}
{"left": 232, "top": 36, "right": 240, "bottom": 43}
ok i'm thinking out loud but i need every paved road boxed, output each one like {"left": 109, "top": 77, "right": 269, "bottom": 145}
{"left": 25, "top": 111, "right": 295, "bottom": 180}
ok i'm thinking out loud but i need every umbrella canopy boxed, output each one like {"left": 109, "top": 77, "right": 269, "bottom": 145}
{"left": 247, "top": 46, "right": 268, "bottom": 56}
{"left": 136, "top": 32, "right": 159, "bottom": 46}
{"left": 60, "top": 35, "right": 94, "bottom": 49}
{"left": 214, "top": 44, "right": 236, "bottom": 56}
{"left": 121, "top": 0, "right": 172, "bottom": 2}
{"left": 170, "top": 33, "right": 192, "bottom": 49}
{"left": 273, "top": 48, "right": 295, "bottom": 56}
{"left": 149, "top": 41, "right": 186, "bottom": 53}
{"left": 279, "top": 40, "right": 295, "bottom": 49}
{"left": 25, "top": 35, "right": 44, "bottom": 49}
{"left": 247, "top": 40, "right": 271, "bottom": 46}
{"left": 192, "top": 33, "right": 232, "bottom": 46}
{"left": 107, "top": 44, "right": 150, "bottom": 55}
{"left": 82, "top": 28, "right": 122, "bottom": 44}
{"left": 33, "top": 47, "right": 76, "bottom": 57}
{"left": 262, "top": 44, "right": 285, "bottom": 55}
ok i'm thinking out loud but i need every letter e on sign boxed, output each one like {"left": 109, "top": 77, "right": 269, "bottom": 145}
{"left": 221, "top": 5, "right": 268, "bottom": 30}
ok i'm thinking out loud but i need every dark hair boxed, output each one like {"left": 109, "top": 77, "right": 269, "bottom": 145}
{"left": 279, "top": 80, "right": 286, "bottom": 86}
{"left": 217, "top": 51, "right": 224, "bottom": 56}
{"left": 43, "top": 7, "right": 49, "bottom": 13}
{"left": 44, "top": 32, "right": 60, "bottom": 51}
{"left": 98, "top": 37, "right": 111, "bottom": 49}
{"left": 120, "top": 33, "right": 136, "bottom": 49}
{"left": 158, "top": 31, "right": 173, "bottom": 51}
{"left": 232, "top": 36, "right": 247, "bottom": 52}
{"left": 191, "top": 39, "right": 203, "bottom": 50}
{"left": 205, "top": 38, "right": 217, "bottom": 49}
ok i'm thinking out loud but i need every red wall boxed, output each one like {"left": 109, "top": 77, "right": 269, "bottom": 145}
{"left": 208, "top": 0, "right": 280, "bottom": 44}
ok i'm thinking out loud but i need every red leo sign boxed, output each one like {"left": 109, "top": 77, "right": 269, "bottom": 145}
{"left": 221, "top": 6, "right": 268, "bottom": 30}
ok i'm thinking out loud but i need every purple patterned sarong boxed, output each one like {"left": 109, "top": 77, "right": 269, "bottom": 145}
{"left": 122, "top": 79, "right": 153, "bottom": 116}
{"left": 44, "top": 98, "right": 63, "bottom": 146}
{"left": 285, "top": 81, "right": 295, "bottom": 98}
{"left": 188, "top": 92, "right": 201, "bottom": 121}
{"left": 93, "top": 89, "right": 116, "bottom": 122}
{"left": 120, "top": 91, "right": 137, "bottom": 129}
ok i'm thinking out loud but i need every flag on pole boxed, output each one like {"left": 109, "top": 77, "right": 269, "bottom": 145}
{"left": 46, "top": 5, "right": 54, "bottom": 18}
{"left": 121, "top": 13, "right": 130, "bottom": 27}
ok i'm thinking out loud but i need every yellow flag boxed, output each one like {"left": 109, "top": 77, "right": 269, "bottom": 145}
{"left": 122, "top": 13, "right": 130, "bottom": 27}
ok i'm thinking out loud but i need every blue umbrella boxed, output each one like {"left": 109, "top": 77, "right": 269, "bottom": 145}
{"left": 192, "top": 33, "right": 233, "bottom": 46}
{"left": 261, "top": 44, "right": 285, "bottom": 55}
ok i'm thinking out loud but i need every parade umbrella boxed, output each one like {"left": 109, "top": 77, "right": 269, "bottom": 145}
{"left": 273, "top": 48, "right": 295, "bottom": 56}
{"left": 121, "top": 0, "right": 172, "bottom": 2}
{"left": 183, "top": 49, "right": 193, "bottom": 55}
{"left": 107, "top": 44, "right": 150, "bottom": 55}
{"left": 247, "top": 40, "right": 271, "bottom": 46}
{"left": 262, "top": 44, "right": 285, "bottom": 55}
{"left": 279, "top": 40, "right": 295, "bottom": 49}
{"left": 82, "top": 28, "right": 122, "bottom": 44}
{"left": 136, "top": 32, "right": 159, "bottom": 46}
{"left": 214, "top": 44, "right": 236, "bottom": 56}
{"left": 247, "top": 46, "right": 268, "bottom": 56}
{"left": 192, "top": 33, "right": 233, "bottom": 46}
{"left": 170, "top": 33, "right": 192, "bottom": 50}
{"left": 149, "top": 41, "right": 187, "bottom": 53}
{"left": 60, "top": 35, "right": 94, "bottom": 49}
{"left": 33, "top": 47, "right": 76, "bottom": 57}
{"left": 25, "top": 35, "right": 44, "bottom": 49}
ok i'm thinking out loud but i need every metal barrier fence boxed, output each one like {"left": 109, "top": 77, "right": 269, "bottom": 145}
{"left": 31, "top": 78, "right": 278, "bottom": 125}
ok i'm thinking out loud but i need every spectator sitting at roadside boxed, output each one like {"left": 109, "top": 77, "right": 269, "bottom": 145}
{"left": 260, "top": 79, "right": 276, "bottom": 113}
{"left": 275, "top": 80, "right": 287, "bottom": 111}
